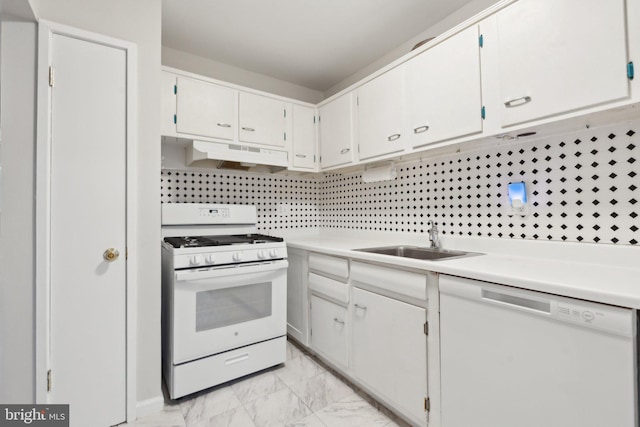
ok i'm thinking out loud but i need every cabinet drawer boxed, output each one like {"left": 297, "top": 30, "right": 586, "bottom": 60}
{"left": 310, "top": 295, "right": 348, "bottom": 368}
{"left": 309, "top": 273, "right": 349, "bottom": 305}
{"left": 309, "top": 253, "right": 349, "bottom": 281}
{"left": 351, "top": 261, "right": 426, "bottom": 301}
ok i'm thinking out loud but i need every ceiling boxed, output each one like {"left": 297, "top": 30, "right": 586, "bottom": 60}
{"left": 162, "top": 0, "right": 477, "bottom": 92}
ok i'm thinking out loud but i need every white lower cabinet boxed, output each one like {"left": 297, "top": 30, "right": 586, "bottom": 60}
{"left": 286, "top": 249, "right": 309, "bottom": 345}
{"left": 351, "top": 287, "right": 427, "bottom": 426}
{"left": 309, "top": 294, "right": 348, "bottom": 368}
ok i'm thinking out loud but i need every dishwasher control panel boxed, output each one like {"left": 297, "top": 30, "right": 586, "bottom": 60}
{"left": 554, "top": 300, "right": 634, "bottom": 337}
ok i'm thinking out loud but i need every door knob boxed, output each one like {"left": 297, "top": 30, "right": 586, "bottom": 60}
{"left": 103, "top": 248, "right": 120, "bottom": 262}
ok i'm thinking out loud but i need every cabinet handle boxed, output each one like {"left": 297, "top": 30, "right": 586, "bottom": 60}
{"left": 333, "top": 318, "right": 345, "bottom": 325}
{"left": 340, "top": 148, "right": 350, "bottom": 154}
{"left": 354, "top": 304, "right": 367, "bottom": 311}
{"left": 242, "top": 127, "right": 255, "bottom": 132}
{"left": 504, "top": 96, "right": 532, "bottom": 108}
{"left": 217, "top": 123, "right": 231, "bottom": 128}
{"left": 296, "top": 154, "right": 307, "bottom": 158}
{"left": 388, "top": 133, "right": 401, "bottom": 142}
{"left": 414, "top": 125, "right": 429, "bottom": 134}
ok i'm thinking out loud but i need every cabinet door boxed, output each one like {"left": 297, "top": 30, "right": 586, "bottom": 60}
{"left": 406, "top": 26, "right": 483, "bottom": 148}
{"left": 239, "top": 92, "right": 287, "bottom": 147}
{"left": 286, "top": 250, "right": 308, "bottom": 345}
{"left": 291, "top": 104, "right": 317, "bottom": 170}
{"left": 497, "top": 0, "right": 629, "bottom": 127}
{"left": 161, "top": 72, "right": 177, "bottom": 137}
{"left": 310, "top": 295, "right": 348, "bottom": 368}
{"left": 352, "top": 287, "right": 427, "bottom": 424}
{"left": 356, "top": 66, "right": 405, "bottom": 160}
{"left": 175, "top": 76, "right": 235, "bottom": 140}
{"left": 319, "top": 93, "right": 354, "bottom": 169}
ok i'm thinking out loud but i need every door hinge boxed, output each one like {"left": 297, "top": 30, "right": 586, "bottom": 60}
{"left": 357, "top": 96, "right": 359, "bottom": 106}
{"left": 481, "top": 106, "right": 486, "bottom": 120}
{"left": 479, "top": 34, "right": 484, "bottom": 48}
{"left": 284, "top": 109, "right": 287, "bottom": 118}
{"left": 284, "top": 132, "right": 287, "bottom": 141}
{"left": 424, "top": 397, "right": 430, "bottom": 412}
{"left": 174, "top": 84, "right": 177, "bottom": 94}
{"left": 314, "top": 154, "right": 316, "bottom": 163}
{"left": 48, "top": 66, "right": 55, "bottom": 87}
{"left": 173, "top": 114, "right": 177, "bottom": 124}
{"left": 126, "top": 247, "right": 129, "bottom": 260}
{"left": 424, "top": 322, "right": 429, "bottom": 335}
{"left": 628, "top": 62, "right": 635, "bottom": 80}
{"left": 47, "top": 370, "right": 52, "bottom": 392}
{"left": 313, "top": 116, "right": 316, "bottom": 124}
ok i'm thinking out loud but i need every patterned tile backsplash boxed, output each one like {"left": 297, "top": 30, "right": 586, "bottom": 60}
{"left": 162, "top": 119, "right": 640, "bottom": 245}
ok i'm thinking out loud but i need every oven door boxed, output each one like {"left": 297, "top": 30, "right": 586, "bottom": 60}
{"left": 171, "top": 260, "right": 287, "bottom": 364}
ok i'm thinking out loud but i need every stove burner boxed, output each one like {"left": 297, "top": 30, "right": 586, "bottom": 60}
{"left": 164, "top": 234, "right": 284, "bottom": 249}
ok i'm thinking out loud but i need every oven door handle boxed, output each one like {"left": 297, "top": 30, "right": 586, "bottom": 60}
{"left": 174, "top": 260, "right": 289, "bottom": 282}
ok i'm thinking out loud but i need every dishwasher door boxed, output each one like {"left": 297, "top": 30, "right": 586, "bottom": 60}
{"left": 440, "top": 275, "right": 638, "bottom": 427}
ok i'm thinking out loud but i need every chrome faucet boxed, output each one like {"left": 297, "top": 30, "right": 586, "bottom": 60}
{"left": 427, "top": 220, "right": 440, "bottom": 249}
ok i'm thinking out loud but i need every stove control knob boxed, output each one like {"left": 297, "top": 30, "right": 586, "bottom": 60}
{"left": 189, "top": 255, "right": 203, "bottom": 266}
{"left": 269, "top": 249, "right": 279, "bottom": 258}
{"left": 257, "top": 250, "right": 267, "bottom": 259}
{"left": 233, "top": 252, "right": 243, "bottom": 262}
{"left": 205, "top": 254, "right": 216, "bottom": 264}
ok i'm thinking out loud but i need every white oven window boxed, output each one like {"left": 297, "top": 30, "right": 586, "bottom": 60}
{"left": 195, "top": 282, "right": 272, "bottom": 332}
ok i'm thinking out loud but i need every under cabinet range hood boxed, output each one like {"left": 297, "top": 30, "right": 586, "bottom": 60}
{"left": 186, "top": 140, "right": 288, "bottom": 172}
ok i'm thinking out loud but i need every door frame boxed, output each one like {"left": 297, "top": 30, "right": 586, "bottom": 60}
{"left": 35, "top": 20, "right": 138, "bottom": 422}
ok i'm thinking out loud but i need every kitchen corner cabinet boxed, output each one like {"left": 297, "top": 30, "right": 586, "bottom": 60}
{"left": 356, "top": 66, "right": 406, "bottom": 161}
{"left": 496, "top": 0, "right": 630, "bottom": 127}
{"left": 319, "top": 93, "right": 354, "bottom": 169}
{"left": 175, "top": 76, "right": 236, "bottom": 140}
{"left": 286, "top": 249, "right": 309, "bottom": 345}
{"left": 239, "top": 92, "right": 287, "bottom": 147}
{"left": 406, "top": 25, "right": 483, "bottom": 148}
{"left": 291, "top": 104, "right": 317, "bottom": 170}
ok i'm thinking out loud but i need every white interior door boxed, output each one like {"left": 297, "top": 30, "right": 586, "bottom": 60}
{"left": 49, "top": 32, "right": 127, "bottom": 427}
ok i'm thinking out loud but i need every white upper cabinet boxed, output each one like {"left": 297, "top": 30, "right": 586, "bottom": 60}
{"left": 406, "top": 25, "right": 483, "bottom": 148}
{"left": 291, "top": 104, "right": 317, "bottom": 170}
{"left": 239, "top": 92, "right": 287, "bottom": 147}
{"left": 496, "top": 0, "right": 630, "bottom": 127}
{"left": 161, "top": 72, "right": 178, "bottom": 137}
{"left": 319, "top": 93, "right": 354, "bottom": 169}
{"left": 356, "top": 66, "right": 406, "bottom": 160}
{"left": 175, "top": 76, "right": 236, "bottom": 140}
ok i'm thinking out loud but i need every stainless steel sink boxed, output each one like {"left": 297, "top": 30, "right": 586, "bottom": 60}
{"left": 354, "top": 245, "right": 482, "bottom": 261}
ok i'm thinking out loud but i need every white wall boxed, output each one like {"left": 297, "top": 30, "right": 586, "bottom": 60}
{"left": 0, "top": 17, "right": 37, "bottom": 403}
{"left": 162, "top": 46, "right": 324, "bottom": 104}
{"left": 324, "top": 0, "right": 501, "bottom": 98}
{"left": 33, "top": 0, "right": 162, "bottom": 406}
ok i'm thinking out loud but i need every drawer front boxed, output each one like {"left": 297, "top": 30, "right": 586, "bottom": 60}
{"left": 170, "top": 336, "right": 286, "bottom": 399}
{"left": 351, "top": 261, "right": 427, "bottom": 301}
{"left": 310, "top": 295, "right": 348, "bottom": 368}
{"left": 309, "top": 253, "right": 349, "bottom": 281}
{"left": 309, "top": 273, "right": 349, "bottom": 305}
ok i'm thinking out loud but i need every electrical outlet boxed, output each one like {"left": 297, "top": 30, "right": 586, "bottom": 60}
{"left": 277, "top": 203, "right": 291, "bottom": 217}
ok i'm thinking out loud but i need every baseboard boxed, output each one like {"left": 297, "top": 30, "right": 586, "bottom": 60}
{"left": 135, "top": 395, "right": 165, "bottom": 419}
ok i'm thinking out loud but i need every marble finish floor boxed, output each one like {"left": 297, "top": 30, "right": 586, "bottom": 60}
{"left": 128, "top": 339, "right": 410, "bottom": 427}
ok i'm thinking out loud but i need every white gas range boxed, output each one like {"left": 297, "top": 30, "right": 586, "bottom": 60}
{"left": 161, "top": 203, "right": 288, "bottom": 399}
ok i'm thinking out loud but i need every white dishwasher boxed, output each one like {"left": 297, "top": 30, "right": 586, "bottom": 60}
{"left": 440, "top": 275, "right": 638, "bottom": 427}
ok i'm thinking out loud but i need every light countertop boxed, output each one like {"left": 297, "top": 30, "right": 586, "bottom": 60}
{"left": 281, "top": 229, "right": 640, "bottom": 309}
